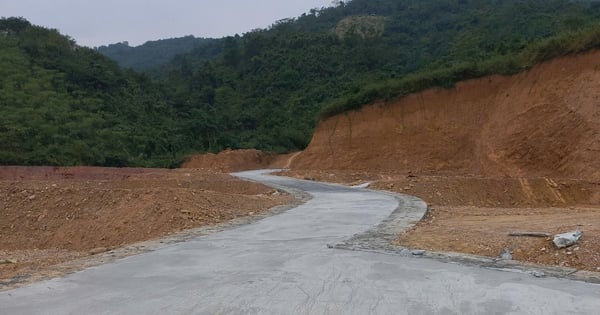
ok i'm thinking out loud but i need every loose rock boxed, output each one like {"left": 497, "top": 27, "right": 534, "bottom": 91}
{"left": 0, "top": 259, "right": 16, "bottom": 264}
{"left": 89, "top": 247, "right": 108, "bottom": 255}
{"left": 500, "top": 248, "right": 513, "bottom": 260}
{"left": 553, "top": 230, "right": 583, "bottom": 248}
{"left": 411, "top": 250, "right": 426, "bottom": 256}
{"left": 530, "top": 271, "right": 546, "bottom": 278}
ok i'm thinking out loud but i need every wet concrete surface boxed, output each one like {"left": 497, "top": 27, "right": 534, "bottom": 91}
{"left": 0, "top": 170, "right": 599, "bottom": 314}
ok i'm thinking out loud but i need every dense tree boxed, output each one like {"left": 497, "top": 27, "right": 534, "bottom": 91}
{"left": 96, "top": 36, "right": 220, "bottom": 71}
{"left": 4, "top": 0, "right": 600, "bottom": 167}
{"left": 160, "top": 0, "right": 600, "bottom": 152}
{"left": 0, "top": 18, "right": 182, "bottom": 167}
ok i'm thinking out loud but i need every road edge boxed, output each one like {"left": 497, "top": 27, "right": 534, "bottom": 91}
{"left": 0, "top": 175, "right": 311, "bottom": 292}
{"left": 333, "top": 187, "right": 600, "bottom": 284}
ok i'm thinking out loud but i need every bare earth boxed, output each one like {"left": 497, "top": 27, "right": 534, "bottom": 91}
{"left": 5, "top": 51, "right": 600, "bottom": 287}
{"left": 0, "top": 166, "right": 292, "bottom": 284}
{"left": 280, "top": 51, "right": 600, "bottom": 273}
{"left": 281, "top": 170, "right": 600, "bottom": 272}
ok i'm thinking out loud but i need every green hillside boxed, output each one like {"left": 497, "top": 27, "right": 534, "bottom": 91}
{"left": 4, "top": 0, "right": 600, "bottom": 167}
{"left": 0, "top": 17, "right": 181, "bottom": 167}
{"left": 96, "top": 36, "right": 221, "bottom": 71}
{"left": 160, "top": 0, "right": 600, "bottom": 152}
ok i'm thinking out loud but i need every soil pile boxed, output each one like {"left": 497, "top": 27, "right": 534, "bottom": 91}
{"left": 292, "top": 50, "right": 600, "bottom": 180}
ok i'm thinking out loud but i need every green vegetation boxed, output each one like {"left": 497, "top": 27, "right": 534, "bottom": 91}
{"left": 4, "top": 0, "right": 600, "bottom": 167}
{"left": 0, "top": 17, "right": 182, "bottom": 167}
{"left": 334, "top": 15, "right": 387, "bottom": 39}
{"left": 96, "top": 36, "right": 220, "bottom": 71}
{"left": 161, "top": 0, "right": 600, "bottom": 149}
{"left": 320, "top": 24, "right": 600, "bottom": 119}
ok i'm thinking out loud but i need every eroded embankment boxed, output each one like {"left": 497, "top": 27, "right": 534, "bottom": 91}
{"left": 292, "top": 50, "right": 600, "bottom": 180}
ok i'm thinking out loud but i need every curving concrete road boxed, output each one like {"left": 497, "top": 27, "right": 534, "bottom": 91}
{"left": 1, "top": 170, "right": 600, "bottom": 314}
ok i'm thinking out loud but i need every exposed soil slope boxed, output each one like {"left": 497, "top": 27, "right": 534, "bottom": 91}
{"left": 181, "top": 149, "right": 298, "bottom": 172}
{"left": 285, "top": 51, "right": 600, "bottom": 272}
{"left": 292, "top": 50, "right": 600, "bottom": 180}
{"left": 0, "top": 166, "right": 291, "bottom": 283}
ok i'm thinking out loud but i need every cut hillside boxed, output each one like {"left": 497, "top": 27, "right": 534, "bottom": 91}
{"left": 292, "top": 50, "right": 600, "bottom": 181}
{"left": 285, "top": 50, "right": 600, "bottom": 272}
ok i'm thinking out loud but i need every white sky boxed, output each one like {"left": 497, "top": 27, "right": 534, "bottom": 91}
{"left": 0, "top": 0, "right": 332, "bottom": 47}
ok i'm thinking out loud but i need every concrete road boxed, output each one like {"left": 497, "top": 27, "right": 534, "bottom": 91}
{"left": 1, "top": 170, "right": 599, "bottom": 314}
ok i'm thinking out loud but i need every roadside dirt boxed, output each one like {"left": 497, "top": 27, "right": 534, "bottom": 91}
{"left": 281, "top": 169, "right": 600, "bottom": 272}
{"left": 0, "top": 166, "right": 292, "bottom": 284}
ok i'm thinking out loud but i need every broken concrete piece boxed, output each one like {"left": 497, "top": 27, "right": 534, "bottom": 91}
{"left": 500, "top": 248, "right": 513, "bottom": 260}
{"left": 351, "top": 182, "right": 371, "bottom": 189}
{"left": 411, "top": 250, "right": 426, "bottom": 256}
{"left": 553, "top": 230, "right": 582, "bottom": 248}
{"left": 529, "top": 271, "right": 546, "bottom": 278}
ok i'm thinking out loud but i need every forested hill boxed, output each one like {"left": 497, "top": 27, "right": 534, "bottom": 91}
{"left": 4, "top": 0, "right": 600, "bottom": 168}
{"left": 96, "top": 36, "right": 221, "bottom": 71}
{"left": 159, "top": 0, "right": 600, "bottom": 153}
{"left": 0, "top": 17, "right": 183, "bottom": 167}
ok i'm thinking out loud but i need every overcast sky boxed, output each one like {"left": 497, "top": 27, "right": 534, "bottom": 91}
{"left": 1, "top": 0, "right": 331, "bottom": 47}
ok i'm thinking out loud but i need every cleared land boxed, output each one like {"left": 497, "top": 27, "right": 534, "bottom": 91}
{"left": 0, "top": 166, "right": 291, "bottom": 285}
{"left": 282, "top": 169, "right": 600, "bottom": 272}
{"left": 282, "top": 51, "right": 600, "bottom": 273}
{"left": 4, "top": 50, "right": 600, "bottom": 286}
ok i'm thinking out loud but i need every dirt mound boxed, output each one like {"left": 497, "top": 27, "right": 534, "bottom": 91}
{"left": 0, "top": 166, "right": 292, "bottom": 284}
{"left": 181, "top": 149, "right": 299, "bottom": 172}
{"left": 292, "top": 50, "right": 600, "bottom": 180}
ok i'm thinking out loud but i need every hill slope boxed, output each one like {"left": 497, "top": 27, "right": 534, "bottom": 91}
{"left": 291, "top": 50, "right": 600, "bottom": 180}
{"left": 0, "top": 18, "right": 180, "bottom": 166}
{"left": 5, "top": 0, "right": 600, "bottom": 167}
{"left": 96, "top": 36, "right": 221, "bottom": 71}
{"left": 160, "top": 0, "right": 600, "bottom": 153}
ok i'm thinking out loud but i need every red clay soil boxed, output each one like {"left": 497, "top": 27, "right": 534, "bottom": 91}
{"left": 0, "top": 166, "right": 292, "bottom": 282}
{"left": 291, "top": 50, "right": 600, "bottom": 181}
{"left": 285, "top": 50, "right": 600, "bottom": 272}
{"left": 181, "top": 149, "right": 299, "bottom": 172}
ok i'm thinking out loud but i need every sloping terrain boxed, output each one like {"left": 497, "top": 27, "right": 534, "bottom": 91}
{"left": 286, "top": 50, "right": 600, "bottom": 271}
{"left": 292, "top": 50, "right": 600, "bottom": 180}
{"left": 96, "top": 36, "right": 220, "bottom": 71}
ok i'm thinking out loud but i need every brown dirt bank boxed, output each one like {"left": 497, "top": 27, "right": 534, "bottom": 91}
{"left": 292, "top": 50, "right": 600, "bottom": 181}
{"left": 181, "top": 149, "right": 299, "bottom": 172}
{"left": 0, "top": 166, "right": 291, "bottom": 284}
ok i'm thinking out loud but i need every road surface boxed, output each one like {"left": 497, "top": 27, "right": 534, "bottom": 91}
{"left": 1, "top": 170, "right": 599, "bottom": 314}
